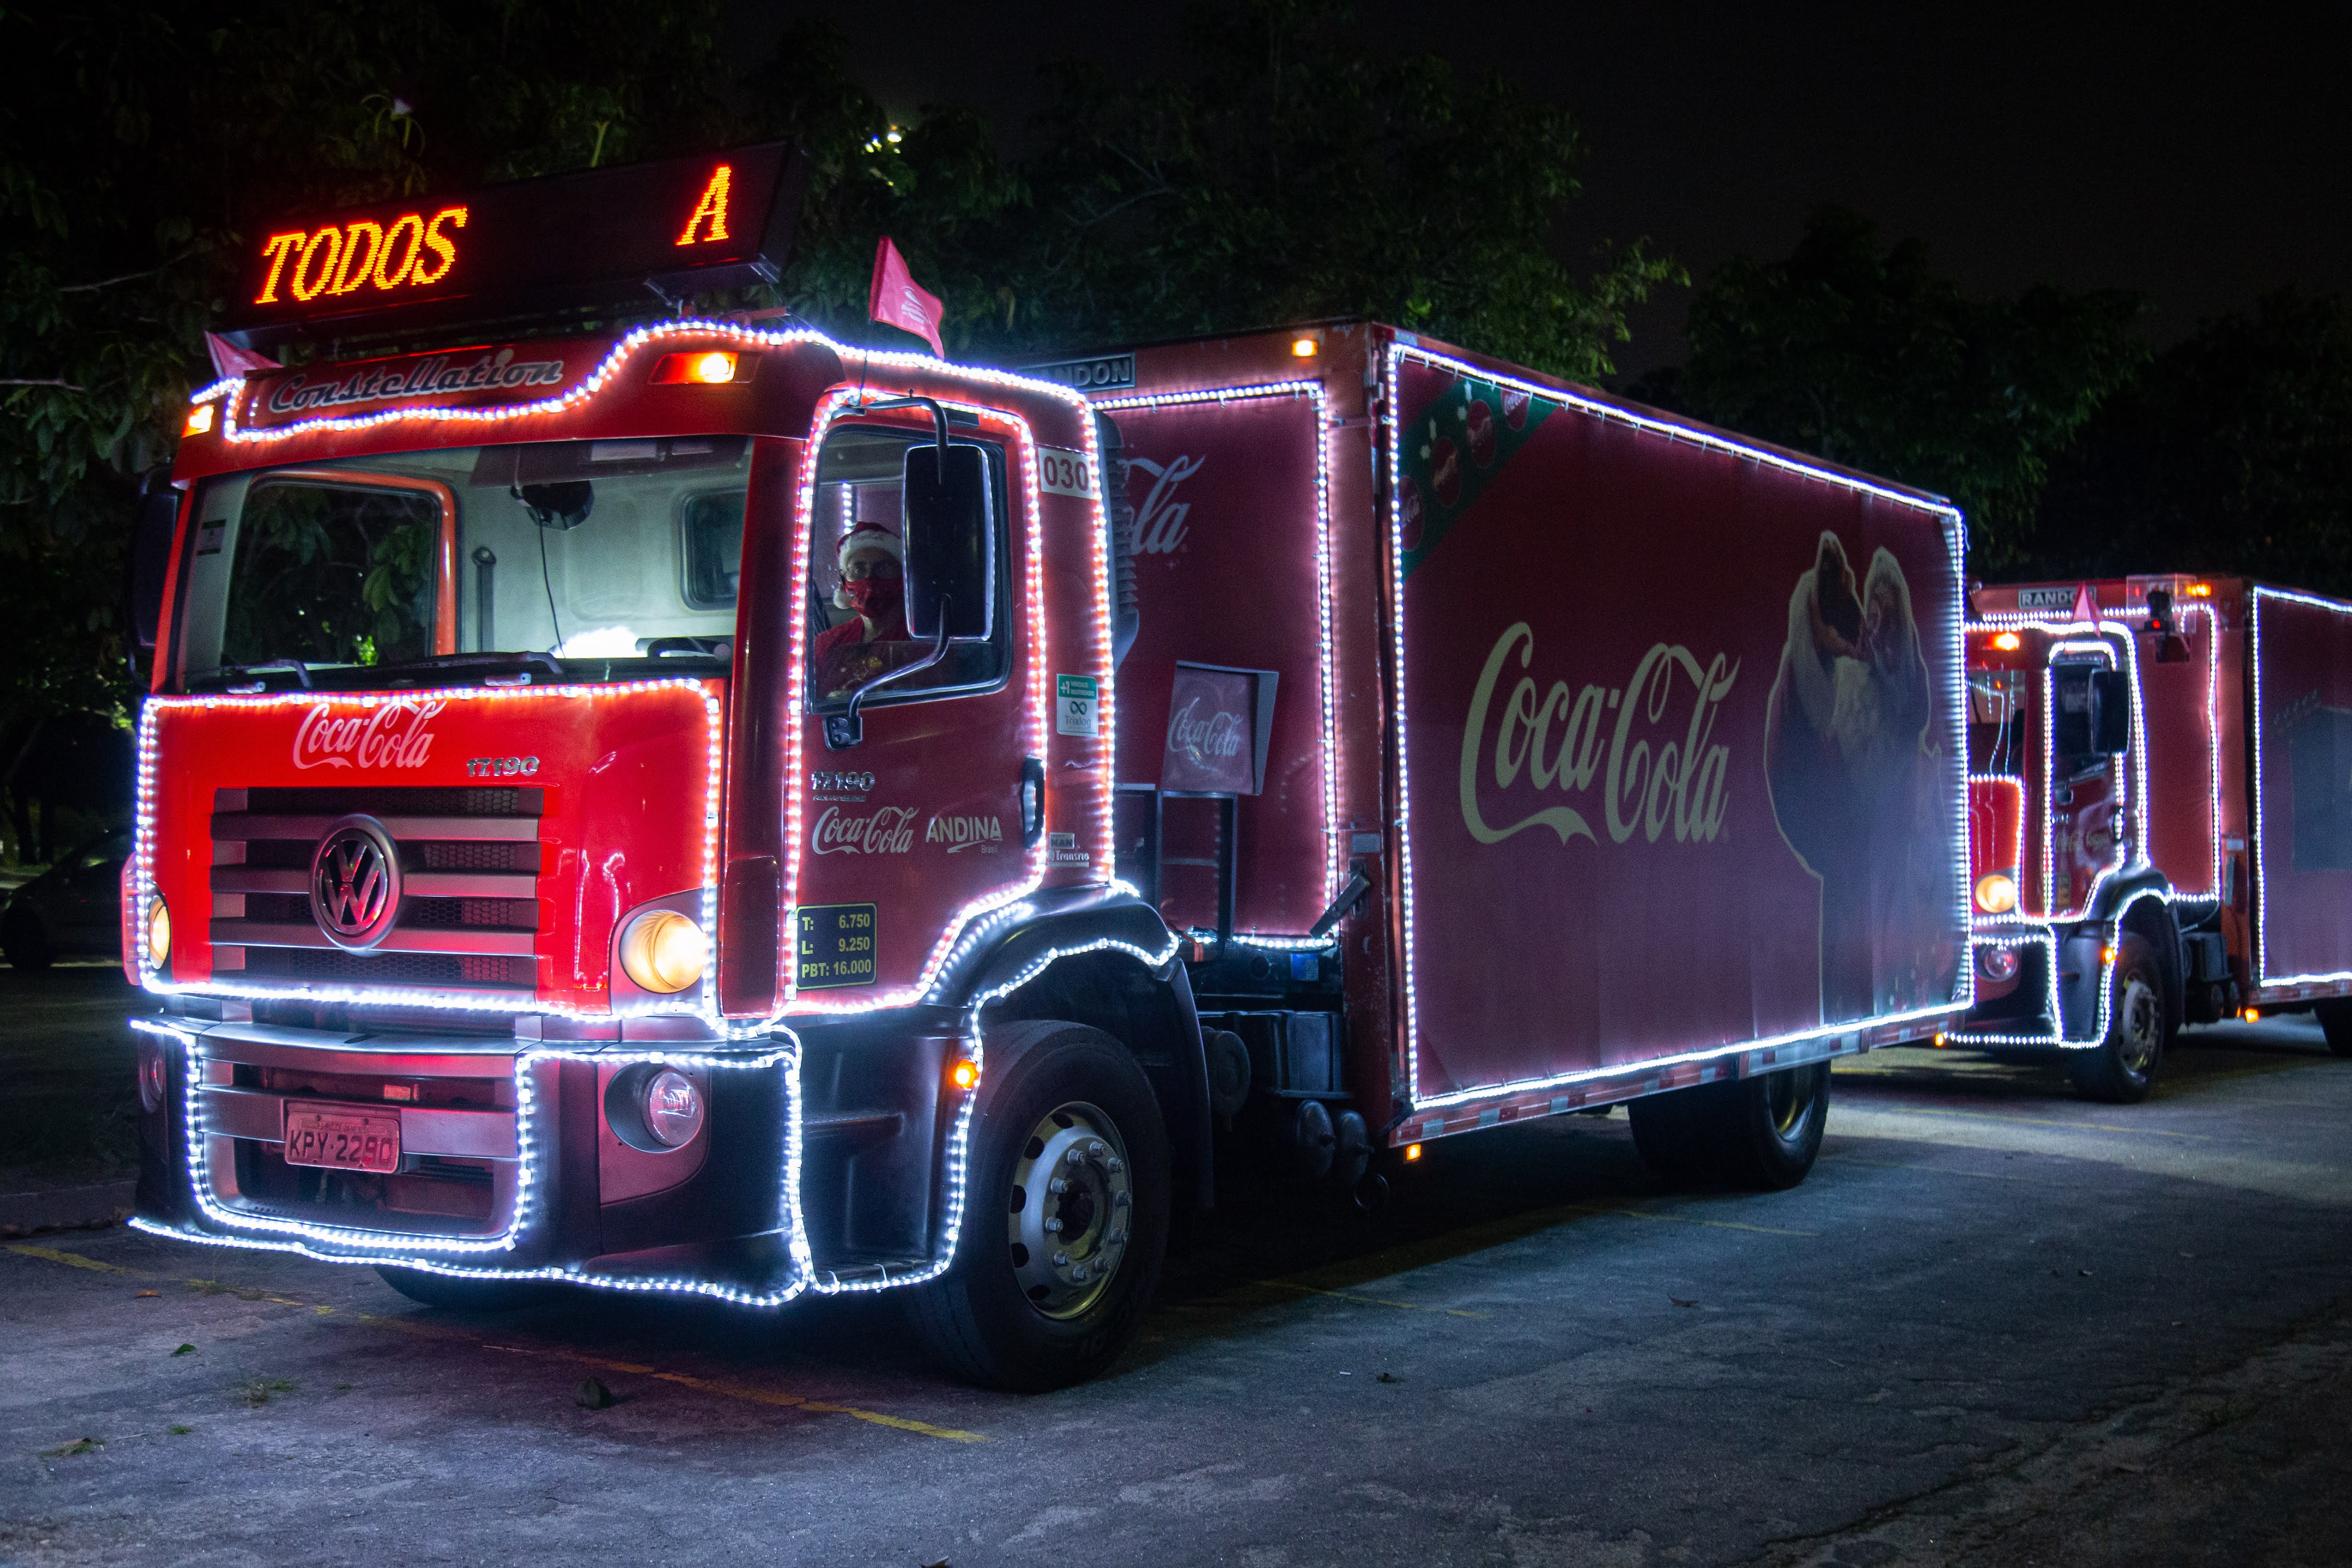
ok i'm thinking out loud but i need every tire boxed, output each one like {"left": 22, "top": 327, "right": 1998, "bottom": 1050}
{"left": 2315, "top": 999, "right": 2352, "bottom": 1059}
{"left": 1628, "top": 1062, "right": 1830, "bottom": 1191}
{"left": 373, "top": 1265, "right": 554, "bottom": 1312}
{"left": 904, "top": 1021, "right": 1169, "bottom": 1392}
{"left": 1710, "top": 1061, "right": 1831, "bottom": 1191}
{"left": 2070, "top": 933, "right": 2165, "bottom": 1103}
{"left": 3, "top": 911, "right": 54, "bottom": 971}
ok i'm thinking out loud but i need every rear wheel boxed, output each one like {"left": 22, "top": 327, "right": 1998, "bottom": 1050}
{"left": 1712, "top": 1061, "right": 1831, "bottom": 1191}
{"left": 2070, "top": 933, "right": 2165, "bottom": 1103}
{"left": 2315, "top": 999, "right": 2352, "bottom": 1059}
{"left": 1628, "top": 1062, "right": 1830, "bottom": 1191}
{"left": 373, "top": 1265, "right": 553, "bottom": 1312}
{"left": 905, "top": 1021, "right": 1169, "bottom": 1392}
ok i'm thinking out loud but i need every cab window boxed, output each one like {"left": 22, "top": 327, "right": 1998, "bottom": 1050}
{"left": 804, "top": 425, "right": 1009, "bottom": 709}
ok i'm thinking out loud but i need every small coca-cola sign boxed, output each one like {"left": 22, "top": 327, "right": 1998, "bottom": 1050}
{"left": 1162, "top": 662, "right": 1277, "bottom": 795}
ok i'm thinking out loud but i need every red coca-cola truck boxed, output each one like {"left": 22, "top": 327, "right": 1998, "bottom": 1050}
{"left": 1952, "top": 575, "right": 2352, "bottom": 1098}
{"left": 124, "top": 146, "right": 1973, "bottom": 1389}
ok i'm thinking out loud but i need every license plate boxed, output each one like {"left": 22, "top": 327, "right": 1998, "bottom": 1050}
{"left": 281, "top": 1104, "right": 401, "bottom": 1173}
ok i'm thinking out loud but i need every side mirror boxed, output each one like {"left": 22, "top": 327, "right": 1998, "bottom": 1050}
{"left": 129, "top": 473, "right": 180, "bottom": 654}
{"left": 900, "top": 444, "right": 994, "bottom": 642}
{"left": 2091, "top": 668, "right": 2132, "bottom": 754}
{"left": 2054, "top": 664, "right": 2132, "bottom": 757}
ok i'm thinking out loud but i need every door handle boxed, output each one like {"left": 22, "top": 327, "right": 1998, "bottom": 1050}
{"left": 1020, "top": 756, "right": 1045, "bottom": 847}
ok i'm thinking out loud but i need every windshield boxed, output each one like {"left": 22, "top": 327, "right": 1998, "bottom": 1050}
{"left": 179, "top": 437, "right": 751, "bottom": 689}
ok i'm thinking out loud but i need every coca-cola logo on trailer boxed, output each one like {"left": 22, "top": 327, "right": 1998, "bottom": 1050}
{"left": 1129, "top": 455, "right": 1205, "bottom": 555}
{"left": 1166, "top": 698, "right": 1247, "bottom": 761}
{"left": 1459, "top": 624, "right": 1738, "bottom": 849}
{"left": 811, "top": 804, "right": 918, "bottom": 855}
{"left": 291, "top": 701, "right": 445, "bottom": 771}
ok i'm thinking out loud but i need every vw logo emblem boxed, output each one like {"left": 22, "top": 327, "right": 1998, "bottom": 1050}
{"left": 310, "top": 815, "right": 401, "bottom": 950}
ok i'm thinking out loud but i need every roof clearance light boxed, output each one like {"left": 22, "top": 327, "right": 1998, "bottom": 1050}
{"left": 619, "top": 910, "right": 708, "bottom": 993}
{"left": 183, "top": 404, "right": 215, "bottom": 437}
{"left": 1974, "top": 872, "right": 2018, "bottom": 914}
{"left": 2185, "top": 583, "right": 2212, "bottom": 597}
{"left": 1991, "top": 631, "right": 2021, "bottom": 651}
{"left": 1291, "top": 337, "right": 1318, "bottom": 357}
{"left": 650, "top": 350, "right": 740, "bottom": 385}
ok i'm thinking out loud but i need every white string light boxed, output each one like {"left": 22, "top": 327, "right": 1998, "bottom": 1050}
{"left": 1093, "top": 379, "right": 1342, "bottom": 921}
{"left": 129, "top": 680, "right": 722, "bottom": 1021}
{"left": 1384, "top": 340, "right": 1973, "bottom": 1122}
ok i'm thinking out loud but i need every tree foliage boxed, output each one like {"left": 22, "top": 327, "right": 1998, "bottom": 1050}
{"left": 1641, "top": 207, "right": 2148, "bottom": 571}
{"left": 2033, "top": 290, "right": 2352, "bottom": 594}
{"left": 753, "top": 3, "right": 1681, "bottom": 376}
{"left": 1, "top": 0, "right": 1675, "bottom": 742}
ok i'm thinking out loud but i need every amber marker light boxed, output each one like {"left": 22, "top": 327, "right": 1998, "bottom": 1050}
{"left": 1291, "top": 337, "right": 1319, "bottom": 357}
{"left": 183, "top": 404, "right": 215, "bottom": 437}
{"left": 1933, "top": 1033, "right": 1949, "bottom": 1048}
{"left": 1991, "top": 631, "right": 2021, "bottom": 651}
{"left": 145, "top": 898, "right": 172, "bottom": 969}
{"left": 1403, "top": 1143, "right": 1423, "bottom": 1163}
{"left": 1974, "top": 871, "right": 2019, "bottom": 914}
{"left": 618, "top": 910, "right": 708, "bottom": 993}
{"left": 650, "top": 350, "right": 742, "bottom": 385}
{"left": 949, "top": 1059, "right": 979, "bottom": 1091}
{"left": 2243, "top": 1007, "right": 2262, "bottom": 1022}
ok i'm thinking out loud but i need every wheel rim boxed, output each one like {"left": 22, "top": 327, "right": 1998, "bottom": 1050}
{"left": 2114, "top": 972, "right": 2161, "bottom": 1077}
{"left": 1764, "top": 1068, "right": 1819, "bottom": 1146}
{"left": 1006, "top": 1101, "right": 1132, "bottom": 1320}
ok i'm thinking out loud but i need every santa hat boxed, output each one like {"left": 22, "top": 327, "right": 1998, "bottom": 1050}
{"left": 838, "top": 524, "right": 902, "bottom": 571}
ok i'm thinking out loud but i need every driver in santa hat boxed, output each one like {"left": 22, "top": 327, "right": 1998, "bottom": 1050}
{"left": 814, "top": 522, "right": 909, "bottom": 698}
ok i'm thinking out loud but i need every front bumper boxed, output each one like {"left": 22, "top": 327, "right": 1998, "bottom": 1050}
{"left": 131, "top": 1013, "right": 810, "bottom": 1302}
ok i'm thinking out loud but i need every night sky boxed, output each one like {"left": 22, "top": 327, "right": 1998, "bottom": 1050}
{"left": 740, "top": 3, "right": 2349, "bottom": 376}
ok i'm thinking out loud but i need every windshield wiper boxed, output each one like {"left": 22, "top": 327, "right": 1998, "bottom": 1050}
{"left": 367, "top": 651, "right": 568, "bottom": 681}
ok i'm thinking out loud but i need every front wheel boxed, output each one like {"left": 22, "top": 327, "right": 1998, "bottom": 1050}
{"left": 905, "top": 1021, "right": 1169, "bottom": 1392}
{"left": 2070, "top": 933, "right": 2166, "bottom": 1103}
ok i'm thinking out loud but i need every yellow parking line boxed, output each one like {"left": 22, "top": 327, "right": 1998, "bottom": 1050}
{"left": 1257, "top": 1279, "right": 1490, "bottom": 1318}
{"left": 1859, "top": 1104, "right": 2209, "bottom": 1139}
{"left": 358, "top": 1314, "right": 988, "bottom": 1443}
{"left": 7, "top": 1244, "right": 132, "bottom": 1274}
{"left": 1562, "top": 1202, "right": 1818, "bottom": 1238}
{"left": 7, "top": 1242, "right": 987, "bottom": 1445}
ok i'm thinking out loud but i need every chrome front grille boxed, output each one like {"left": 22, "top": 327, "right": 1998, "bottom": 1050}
{"left": 209, "top": 785, "right": 543, "bottom": 993}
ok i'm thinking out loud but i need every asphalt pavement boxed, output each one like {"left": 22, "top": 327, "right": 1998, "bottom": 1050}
{"left": 1, "top": 981, "right": 2348, "bottom": 1566}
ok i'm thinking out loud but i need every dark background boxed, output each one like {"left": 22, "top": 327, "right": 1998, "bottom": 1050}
{"left": 737, "top": 2, "right": 2349, "bottom": 375}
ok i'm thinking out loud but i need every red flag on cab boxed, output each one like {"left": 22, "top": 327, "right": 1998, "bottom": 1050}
{"left": 868, "top": 237, "right": 945, "bottom": 358}
{"left": 205, "top": 331, "right": 277, "bottom": 380}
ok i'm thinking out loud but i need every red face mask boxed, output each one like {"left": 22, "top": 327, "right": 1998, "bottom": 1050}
{"left": 845, "top": 573, "right": 901, "bottom": 622}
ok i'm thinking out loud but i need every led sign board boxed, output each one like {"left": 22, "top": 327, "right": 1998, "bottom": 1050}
{"left": 221, "top": 142, "right": 808, "bottom": 347}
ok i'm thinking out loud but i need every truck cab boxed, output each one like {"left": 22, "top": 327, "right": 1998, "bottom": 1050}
{"left": 1952, "top": 576, "right": 2236, "bottom": 1098}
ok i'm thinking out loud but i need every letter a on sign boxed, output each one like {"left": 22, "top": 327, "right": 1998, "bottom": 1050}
{"left": 676, "top": 166, "right": 733, "bottom": 246}
{"left": 869, "top": 237, "right": 945, "bottom": 357}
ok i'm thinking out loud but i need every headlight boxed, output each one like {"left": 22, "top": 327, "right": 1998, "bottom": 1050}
{"left": 145, "top": 898, "right": 172, "bottom": 969}
{"left": 618, "top": 910, "right": 707, "bottom": 993}
{"left": 640, "top": 1068, "right": 705, "bottom": 1147}
{"left": 1974, "top": 872, "right": 2018, "bottom": 915}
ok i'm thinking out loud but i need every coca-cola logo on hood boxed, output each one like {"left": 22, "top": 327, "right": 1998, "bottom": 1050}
{"left": 292, "top": 700, "right": 446, "bottom": 771}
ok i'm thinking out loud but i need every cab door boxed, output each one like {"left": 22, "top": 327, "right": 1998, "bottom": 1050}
{"left": 783, "top": 406, "right": 1035, "bottom": 1009}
